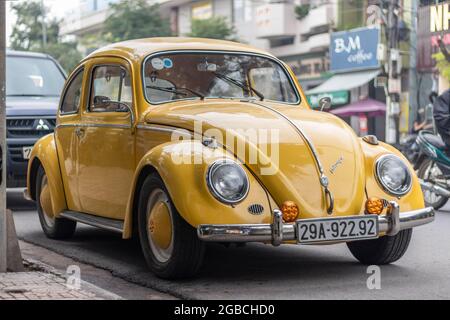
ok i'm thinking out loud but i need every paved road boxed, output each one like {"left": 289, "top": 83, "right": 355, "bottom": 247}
{"left": 7, "top": 190, "right": 450, "bottom": 299}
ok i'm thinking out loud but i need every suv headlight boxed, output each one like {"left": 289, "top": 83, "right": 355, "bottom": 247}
{"left": 206, "top": 159, "right": 250, "bottom": 204}
{"left": 375, "top": 154, "right": 412, "bottom": 196}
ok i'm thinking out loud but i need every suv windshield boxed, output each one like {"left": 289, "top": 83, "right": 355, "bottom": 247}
{"left": 143, "top": 52, "right": 299, "bottom": 104}
{"left": 6, "top": 55, "right": 65, "bottom": 97}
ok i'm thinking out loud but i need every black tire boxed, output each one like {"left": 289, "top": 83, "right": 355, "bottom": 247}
{"left": 418, "top": 159, "right": 449, "bottom": 210}
{"left": 137, "top": 173, "right": 205, "bottom": 279}
{"left": 347, "top": 229, "right": 412, "bottom": 265}
{"left": 36, "top": 165, "right": 76, "bottom": 239}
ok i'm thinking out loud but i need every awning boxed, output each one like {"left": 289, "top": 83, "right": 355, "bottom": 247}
{"left": 306, "top": 69, "right": 381, "bottom": 94}
{"left": 330, "top": 98, "right": 386, "bottom": 117}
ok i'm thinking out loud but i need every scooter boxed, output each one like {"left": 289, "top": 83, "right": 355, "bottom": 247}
{"left": 417, "top": 130, "right": 450, "bottom": 210}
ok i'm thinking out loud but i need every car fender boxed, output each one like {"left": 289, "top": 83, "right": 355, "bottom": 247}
{"left": 123, "top": 140, "right": 275, "bottom": 239}
{"left": 360, "top": 139, "right": 425, "bottom": 211}
{"left": 26, "top": 134, "right": 67, "bottom": 218}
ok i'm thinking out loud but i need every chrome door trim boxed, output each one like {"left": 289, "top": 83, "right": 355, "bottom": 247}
{"left": 136, "top": 124, "right": 192, "bottom": 137}
{"left": 56, "top": 123, "right": 132, "bottom": 129}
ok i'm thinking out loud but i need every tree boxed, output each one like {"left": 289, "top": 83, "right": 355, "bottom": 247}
{"left": 103, "top": 0, "right": 172, "bottom": 42}
{"left": 187, "top": 17, "right": 237, "bottom": 41}
{"left": 9, "top": 1, "right": 81, "bottom": 73}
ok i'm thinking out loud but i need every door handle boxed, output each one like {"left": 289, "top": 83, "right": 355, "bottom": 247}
{"left": 75, "top": 127, "right": 85, "bottom": 138}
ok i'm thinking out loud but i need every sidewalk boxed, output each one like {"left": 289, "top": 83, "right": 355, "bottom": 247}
{"left": 0, "top": 260, "right": 122, "bottom": 300}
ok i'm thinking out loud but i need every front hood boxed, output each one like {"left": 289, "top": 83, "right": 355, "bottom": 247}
{"left": 145, "top": 100, "right": 366, "bottom": 216}
{"left": 6, "top": 96, "right": 59, "bottom": 117}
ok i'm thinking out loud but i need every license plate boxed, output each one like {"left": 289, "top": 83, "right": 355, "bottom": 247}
{"left": 22, "top": 146, "right": 33, "bottom": 160}
{"left": 296, "top": 215, "right": 379, "bottom": 244}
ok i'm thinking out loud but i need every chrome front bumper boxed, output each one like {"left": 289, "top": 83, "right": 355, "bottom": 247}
{"left": 197, "top": 201, "right": 435, "bottom": 246}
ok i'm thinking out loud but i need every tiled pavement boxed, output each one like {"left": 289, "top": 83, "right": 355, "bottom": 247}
{"left": 0, "top": 271, "right": 121, "bottom": 300}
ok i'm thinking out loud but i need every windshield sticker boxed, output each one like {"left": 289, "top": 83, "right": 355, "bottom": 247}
{"left": 163, "top": 58, "right": 173, "bottom": 69}
{"left": 151, "top": 58, "right": 164, "bottom": 70}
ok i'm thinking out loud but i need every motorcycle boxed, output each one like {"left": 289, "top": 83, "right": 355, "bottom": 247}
{"left": 416, "top": 130, "right": 450, "bottom": 210}
{"left": 399, "top": 133, "right": 421, "bottom": 165}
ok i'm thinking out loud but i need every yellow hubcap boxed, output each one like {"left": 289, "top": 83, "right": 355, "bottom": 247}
{"left": 146, "top": 188, "right": 174, "bottom": 263}
{"left": 148, "top": 201, "right": 172, "bottom": 250}
{"left": 40, "top": 175, "right": 55, "bottom": 226}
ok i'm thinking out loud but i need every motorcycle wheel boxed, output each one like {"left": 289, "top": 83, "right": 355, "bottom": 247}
{"left": 418, "top": 159, "right": 449, "bottom": 210}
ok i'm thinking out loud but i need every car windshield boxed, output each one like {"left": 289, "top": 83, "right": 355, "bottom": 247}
{"left": 143, "top": 52, "right": 299, "bottom": 104}
{"left": 6, "top": 55, "right": 65, "bottom": 97}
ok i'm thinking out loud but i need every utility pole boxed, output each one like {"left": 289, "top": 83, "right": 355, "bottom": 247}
{"left": 385, "top": 0, "right": 401, "bottom": 145}
{"left": 409, "top": 0, "right": 418, "bottom": 131}
{"left": 1, "top": 0, "right": 7, "bottom": 273}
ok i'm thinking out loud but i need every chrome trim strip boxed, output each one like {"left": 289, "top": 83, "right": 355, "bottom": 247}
{"left": 60, "top": 210, "right": 124, "bottom": 234}
{"left": 6, "top": 116, "right": 56, "bottom": 120}
{"left": 251, "top": 101, "right": 334, "bottom": 214}
{"left": 56, "top": 123, "right": 131, "bottom": 129}
{"left": 141, "top": 50, "right": 301, "bottom": 106}
{"left": 136, "top": 124, "right": 183, "bottom": 133}
{"left": 197, "top": 203, "right": 435, "bottom": 245}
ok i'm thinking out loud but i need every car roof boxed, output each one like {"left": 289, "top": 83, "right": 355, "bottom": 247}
{"left": 6, "top": 49, "right": 52, "bottom": 59}
{"left": 84, "top": 37, "right": 275, "bottom": 64}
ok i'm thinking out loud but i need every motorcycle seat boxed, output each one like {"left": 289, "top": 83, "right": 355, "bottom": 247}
{"left": 422, "top": 132, "right": 447, "bottom": 150}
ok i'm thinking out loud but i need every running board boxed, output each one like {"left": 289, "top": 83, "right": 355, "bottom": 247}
{"left": 60, "top": 211, "right": 124, "bottom": 234}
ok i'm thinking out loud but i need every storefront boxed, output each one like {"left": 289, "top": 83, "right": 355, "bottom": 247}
{"left": 417, "top": 1, "right": 450, "bottom": 104}
{"left": 306, "top": 27, "right": 386, "bottom": 139}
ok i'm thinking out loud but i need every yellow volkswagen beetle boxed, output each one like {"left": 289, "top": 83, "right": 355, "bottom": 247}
{"left": 25, "top": 38, "right": 435, "bottom": 279}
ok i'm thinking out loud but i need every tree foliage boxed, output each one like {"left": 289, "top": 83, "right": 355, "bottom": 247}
{"left": 434, "top": 52, "right": 450, "bottom": 82}
{"left": 9, "top": 1, "right": 82, "bottom": 73}
{"left": 295, "top": 4, "right": 310, "bottom": 20}
{"left": 103, "top": 0, "right": 172, "bottom": 42}
{"left": 187, "top": 17, "right": 237, "bottom": 41}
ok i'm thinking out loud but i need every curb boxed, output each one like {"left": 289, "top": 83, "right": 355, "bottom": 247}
{"left": 23, "top": 258, "right": 123, "bottom": 300}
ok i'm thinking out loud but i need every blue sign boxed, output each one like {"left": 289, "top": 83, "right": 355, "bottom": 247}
{"left": 330, "top": 27, "right": 380, "bottom": 72}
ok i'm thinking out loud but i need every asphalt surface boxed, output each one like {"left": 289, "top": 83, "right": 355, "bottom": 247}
{"left": 7, "top": 190, "right": 450, "bottom": 300}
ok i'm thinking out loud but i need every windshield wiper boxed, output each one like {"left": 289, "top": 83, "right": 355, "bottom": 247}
{"left": 146, "top": 85, "right": 204, "bottom": 100}
{"left": 213, "top": 72, "right": 264, "bottom": 101}
{"left": 7, "top": 94, "right": 50, "bottom": 97}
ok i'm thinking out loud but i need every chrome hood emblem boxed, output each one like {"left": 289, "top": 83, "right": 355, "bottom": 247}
{"left": 330, "top": 156, "right": 344, "bottom": 175}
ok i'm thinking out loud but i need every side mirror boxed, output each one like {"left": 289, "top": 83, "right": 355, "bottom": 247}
{"left": 318, "top": 97, "right": 332, "bottom": 111}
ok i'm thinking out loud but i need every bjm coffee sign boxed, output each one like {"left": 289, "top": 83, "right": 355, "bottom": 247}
{"left": 330, "top": 27, "right": 380, "bottom": 72}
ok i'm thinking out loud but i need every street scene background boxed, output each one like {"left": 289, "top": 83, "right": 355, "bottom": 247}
{"left": 1, "top": 0, "right": 450, "bottom": 300}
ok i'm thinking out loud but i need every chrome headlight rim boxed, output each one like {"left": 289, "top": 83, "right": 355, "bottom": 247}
{"left": 206, "top": 159, "right": 250, "bottom": 205}
{"left": 375, "top": 154, "right": 413, "bottom": 197}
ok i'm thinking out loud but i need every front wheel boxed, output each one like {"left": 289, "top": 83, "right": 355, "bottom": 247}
{"left": 347, "top": 229, "right": 412, "bottom": 265}
{"left": 418, "top": 159, "right": 449, "bottom": 210}
{"left": 36, "top": 166, "right": 76, "bottom": 239}
{"left": 137, "top": 173, "right": 205, "bottom": 279}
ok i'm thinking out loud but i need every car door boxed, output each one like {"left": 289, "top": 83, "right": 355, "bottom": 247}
{"left": 76, "top": 58, "right": 135, "bottom": 220}
{"left": 55, "top": 66, "right": 86, "bottom": 212}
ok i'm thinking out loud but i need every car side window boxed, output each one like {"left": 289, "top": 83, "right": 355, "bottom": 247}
{"left": 89, "top": 65, "right": 132, "bottom": 112}
{"left": 60, "top": 68, "right": 84, "bottom": 114}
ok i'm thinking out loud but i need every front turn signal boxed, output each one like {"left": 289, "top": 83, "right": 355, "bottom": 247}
{"left": 281, "top": 201, "right": 299, "bottom": 222}
{"left": 365, "top": 197, "right": 384, "bottom": 215}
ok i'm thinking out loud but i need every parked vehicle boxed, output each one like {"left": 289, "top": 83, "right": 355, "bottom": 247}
{"left": 417, "top": 130, "right": 450, "bottom": 210}
{"left": 25, "top": 38, "right": 434, "bottom": 279}
{"left": 4, "top": 50, "right": 66, "bottom": 187}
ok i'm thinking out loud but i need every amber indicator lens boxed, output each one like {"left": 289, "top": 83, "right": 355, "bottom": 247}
{"left": 365, "top": 197, "right": 384, "bottom": 215}
{"left": 281, "top": 201, "right": 299, "bottom": 222}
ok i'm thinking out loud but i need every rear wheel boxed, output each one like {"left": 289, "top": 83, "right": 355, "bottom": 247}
{"left": 137, "top": 173, "right": 205, "bottom": 279}
{"left": 36, "top": 166, "right": 76, "bottom": 239}
{"left": 347, "top": 229, "right": 412, "bottom": 265}
{"left": 418, "top": 159, "right": 449, "bottom": 210}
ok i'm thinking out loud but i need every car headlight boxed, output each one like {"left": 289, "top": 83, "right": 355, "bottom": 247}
{"left": 375, "top": 154, "right": 412, "bottom": 196}
{"left": 206, "top": 160, "right": 250, "bottom": 204}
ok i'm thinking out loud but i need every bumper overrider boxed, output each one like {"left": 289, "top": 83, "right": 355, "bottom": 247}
{"left": 197, "top": 201, "right": 435, "bottom": 246}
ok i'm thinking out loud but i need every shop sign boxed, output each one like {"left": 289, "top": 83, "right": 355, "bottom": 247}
{"left": 330, "top": 27, "right": 380, "bottom": 72}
